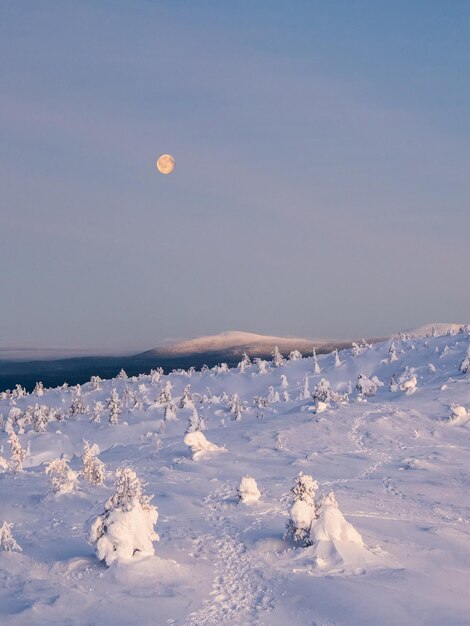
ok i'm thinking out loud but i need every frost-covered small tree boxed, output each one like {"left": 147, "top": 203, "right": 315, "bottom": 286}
{"left": 107, "top": 389, "right": 122, "bottom": 425}
{"left": 88, "top": 468, "right": 159, "bottom": 566}
{"left": 237, "top": 476, "right": 260, "bottom": 504}
{"left": 298, "top": 374, "right": 311, "bottom": 401}
{"left": 164, "top": 400, "right": 177, "bottom": 421}
{"left": 280, "top": 374, "right": 288, "bottom": 388}
{"left": 389, "top": 339, "right": 399, "bottom": 363}
{"left": 158, "top": 381, "right": 173, "bottom": 404}
{"left": 33, "top": 381, "right": 45, "bottom": 397}
{"left": 282, "top": 390, "right": 291, "bottom": 402}
{"left": 80, "top": 440, "right": 105, "bottom": 485}
{"left": 285, "top": 472, "right": 319, "bottom": 546}
{"left": 69, "top": 396, "right": 89, "bottom": 417}
{"left": 334, "top": 349, "right": 342, "bottom": 367}
{"left": 0, "top": 521, "right": 22, "bottom": 552}
{"left": 351, "top": 342, "right": 361, "bottom": 357}
{"left": 255, "top": 358, "right": 269, "bottom": 374}
{"left": 117, "top": 368, "right": 128, "bottom": 379}
{"left": 267, "top": 386, "right": 280, "bottom": 404}
{"left": 272, "top": 346, "right": 285, "bottom": 367}
{"left": 45, "top": 458, "right": 79, "bottom": 494}
{"left": 289, "top": 349, "right": 302, "bottom": 361}
{"left": 312, "top": 348, "right": 321, "bottom": 374}
{"left": 90, "top": 375, "right": 102, "bottom": 391}
{"left": 227, "top": 393, "right": 243, "bottom": 420}
{"left": 150, "top": 368, "right": 163, "bottom": 384}
{"left": 237, "top": 353, "right": 252, "bottom": 373}
{"left": 11, "top": 385, "right": 26, "bottom": 399}
{"left": 179, "top": 384, "right": 194, "bottom": 409}
{"left": 91, "top": 400, "right": 104, "bottom": 423}
{"left": 32, "top": 404, "right": 50, "bottom": 433}
{"left": 355, "top": 374, "right": 378, "bottom": 397}
{"left": 186, "top": 407, "right": 206, "bottom": 433}
{"left": 184, "top": 430, "right": 224, "bottom": 461}
{"left": 8, "top": 432, "right": 26, "bottom": 472}
{"left": 459, "top": 350, "right": 470, "bottom": 374}
{"left": 215, "top": 362, "right": 229, "bottom": 374}
{"left": 312, "top": 378, "right": 331, "bottom": 404}
{"left": 8, "top": 407, "right": 22, "bottom": 433}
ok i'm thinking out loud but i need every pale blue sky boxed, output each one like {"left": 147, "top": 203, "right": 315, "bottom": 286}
{"left": 1, "top": 1, "right": 469, "bottom": 351}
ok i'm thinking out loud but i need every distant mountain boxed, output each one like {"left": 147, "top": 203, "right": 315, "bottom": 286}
{"left": 0, "top": 325, "right": 464, "bottom": 392}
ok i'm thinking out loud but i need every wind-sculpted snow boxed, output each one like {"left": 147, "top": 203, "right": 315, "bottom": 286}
{"left": 0, "top": 328, "right": 469, "bottom": 625}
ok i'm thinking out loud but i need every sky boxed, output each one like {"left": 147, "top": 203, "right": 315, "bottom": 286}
{"left": 1, "top": 1, "right": 469, "bottom": 352}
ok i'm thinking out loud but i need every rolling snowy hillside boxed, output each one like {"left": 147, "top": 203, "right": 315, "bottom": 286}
{"left": 0, "top": 326, "right": 469, "bottom": 625}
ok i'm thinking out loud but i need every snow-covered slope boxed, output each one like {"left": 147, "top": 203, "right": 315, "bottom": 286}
{"left": 0, "top": 327, "right": 469, "bottom": 625}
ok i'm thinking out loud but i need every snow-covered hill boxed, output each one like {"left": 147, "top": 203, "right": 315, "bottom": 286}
{"left": 0, "top": 326, "right": 469, "bottom": 625}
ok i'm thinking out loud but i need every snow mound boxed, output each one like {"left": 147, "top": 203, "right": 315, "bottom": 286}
{"left": 310, "top": 492, "right": 371, "bottom": 571}
{"left": 237, "top": 475, "right": 261, "bottom": 504}
{"left": 183, "top": 431, "right": 225, "bottom": 461}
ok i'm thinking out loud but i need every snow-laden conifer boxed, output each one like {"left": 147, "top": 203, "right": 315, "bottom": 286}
{"left": 8, "top": 432, "right": 26, "bottom": 472}
{"left": 237, "top": 353, "right": 251, "bottom": 373}
{"left": 88, "top": 468, "right": 159, "bottom": 566}
{"left": 164, "top": 400, "right": 177, "bottom": 421}
{"left": 186, "top": 407, "right": 206, "bottom": 433}
{"left": 228, "top": 393, "right": 243, "bottom": 420}
{"left": 289, "top": 350, "right": 302, "bottom": 361}
{"left": 285, "top": 472, "right": 319, "bottom": 546}
{"left": 0, "top": 521, "right": 22, "bottom": 552}
{"left": 272, "top": 346, "right": 285, "bottom": 367}
{"left": 459, "top": 350, "right": 470, "bottom": 374}
{"left": 334, "top": 349, "right": 342, "bottom": 367}
{"left": 91, "top": 400, "right": 104, "bottom": 423}
{"left": 179, "top": 384, "right": 194, "bottom": 409}
{"left": 80, "top": 440, "right": 105, "bottom": 485}
{"left": 107, "top": 389, "right": 122, "bottom": 425}
{"left": 45, "top": 457, "right": 79, "bottom": 494}
{"left": 312, "top": 348, "right": 321, "bottom": 374}
{"left": 356, "top": 374, "right": 378, "bottom": 397}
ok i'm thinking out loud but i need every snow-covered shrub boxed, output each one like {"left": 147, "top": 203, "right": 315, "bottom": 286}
{"left": 459, "top": 351, "right": 470, "bottom": 374}
{"left": 355, "top": 374, "right": 378, "bottom": 398}
{"left": 69, "top": 396, "right": 89, "bottom": 417}
{"left": 186, "top": 407, "right": 206, "bottom": 433}
{"left": 117, "top": 368, "right": 128, "bottom": 379}
{"left": 31, "top": 404, "right": 50, "bottom": 432}
{"left": 91, "top": 400, "right": 104, "bottom": 423}
{"left": 150, "top": 368, "right": 163, "bottom": 384}
{"left": 184, "top": 430, "right": 224, "bottom": 461}
{"left": 0, "top": 521, "right": 22, "bottom": 552}
{"left": 333, "top": 349, "right": 342, "bottom": 367}
{"left": 33, "top": 381, "right": 45, "bottom": 396}
{"left": 267, "top": 386, "right": 280, "bottom": 404}
{"left": 255, "top": 358, "right": 269, "bottom": 374}
{"left": 449, "top": 404, "right": 468, "bottom": 425}
{"left": 88, "top": 468, "right": 159, "bottom": 566}
{"left": 227, "top": 393, "right": 243, "bottom": 420}
{"left": 8, "top": 432, "right": 26, "bottom": 472}
{"left": 164, "top": 400, "right": 177, "bottom": 421}
{"left": 312, "top": 378, "right": 331, "bottom": 404}
{"left": 400, "top": 374, "right": 417, "bottom": 395}
{"left": 351, "top": 342, "right": 362, "bottom": 357}
{"left": 312, "top": 348, "right": 321, "bottom": 374}
{"left": 272, "top": 346, "right": 285, "bottom": 367}
{"left": 90, "top": 375, "right": 102, "bottom": 391}
{"left": 107, "top": 389, "right": 122, "bottom": 425}
{"left": 237, "top": 476, "right": 260, "bottom": 504}
{"left": 158, "top": 381, "right": 173, "bottom": 404}
{"left": 45, "top": 458, "right": 79, "bottom": 494}
{"left": 237, "top": 353, "right": 251, "bottom": 373}
{"left": 289, "top": 350, "right": 302, "bottom": 361}
{"left": 298, "top": 374, "right": 311, "bottom": 401}
{"left": 80, "top": 440, "right": 105, "bottom": 485}
{"left": 389, "top": 340, "right": 398, "bottom": 363}
{"left": 280, "top": 374, "right": 288, "bottom": 388}
{"left": 285, "top": 472, "right": 319, "bottom": 546}
{"left": 179, "top": 384, "right": 194, "bottom": 409}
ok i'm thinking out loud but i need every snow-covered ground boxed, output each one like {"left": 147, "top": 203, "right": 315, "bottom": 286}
{"left": 0, "top": 327, "right": 469, "bottom": 625}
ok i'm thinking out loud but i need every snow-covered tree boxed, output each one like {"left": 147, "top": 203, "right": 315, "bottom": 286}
{"left": 8, "top": 432, "right": 26, "bottom": 472}
{"left": 280, "top": 374, "right": 288, "bottom": 388}
{"left": 312, "top": 348, "right": 321, "bottom": 374}
{"left": 150, "top": 368, "right": 164, "bottom": 384}
{"left": 117, "top": 368, "right": 128, "bottom": 379}
{"left": 186, "top": 407, "right": 206, "bottom": 433}
{"left": 164, "top": 400, "right": 177, "bottom": 421}
{"left": 91, "top": 400, "right": 104, "bottom": 423}
{"left": 272, "top": 346, "right": 285, "bottom": 367}
{"left": 184, "top": 430, "right": 224, "bottom": 461}
{"left": 178, "top": 384, "right": 194, "bottom": 409}
{"left": 355, "top": 374, "right": 378, "bottom": 397}
{"left": 80, "top": 440, "right": 105, "bottom": 485}
{"left": 45, "top": 458, "right": 79, "bottom": 494}
{"left": 333, "top": 349, "right": 342, "bottom": 367}
{"left": 107, "top": 389, "right": 122, "bottom": 425}
{"left": 282, "top": 391, "right": 291, "bottom": 402}
{"left": 389, "top": 340, "right": 399, "bottom": 363}
{"left": 158, "top": 381, "right": 173, "bottom": 405}
{"left": 312, "top": 378, "right": 331, "bottom": 404}
{"left": 0, "top": 521, "right": 22, "bottom": 552}
{"left": 459, "top": 350, "right": 470, "bottom": 374}
{"left": 254, "top": 358, "right": 269, "bottom": 374}
{"left": 33, "top": 381, "right": 45, "bottom": 396}
{"left": 289, "top": 349, "right": 302, "bottom": 361}
{"left": 227, "top": 393, "right": 243, "bottom": 420}
{"left": 69, "top": 396, "right": 89, "bottom": 417}
{"left": 298, "top": 374, "right": 311, "bottom": 401}
{"left": 237, "top": 353, "right": 252, "bottom": 373}
{"left": 237, "top": 476, "right": 261, "bottom": 504}
{"left": 32, "top": 404, "right": 50, "bottom": 433}
{"left": 285, "top": 472, "right": 319, "bottom": 546}
{"left": 267, "top": 386, "right": 280, "bottom": 404}
{"left": 88, "top": 468, "right": 159, "bottom": 566}
{"left": 351, "top": 342, "right": 361, "bottom": 357}
{"left": 90, "top": 375, "right": 102, "bottom": 391}
{"left": 449, "top": 404, "right": 467, "bottom": 424}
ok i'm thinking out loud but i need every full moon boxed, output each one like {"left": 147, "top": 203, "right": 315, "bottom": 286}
{"left": 156, "top": 154, "right": 176, "bottom": 175}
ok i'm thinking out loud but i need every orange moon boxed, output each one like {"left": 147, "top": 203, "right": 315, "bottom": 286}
{"left": 156, "top": 154, "right": 176, "bottom": 174}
